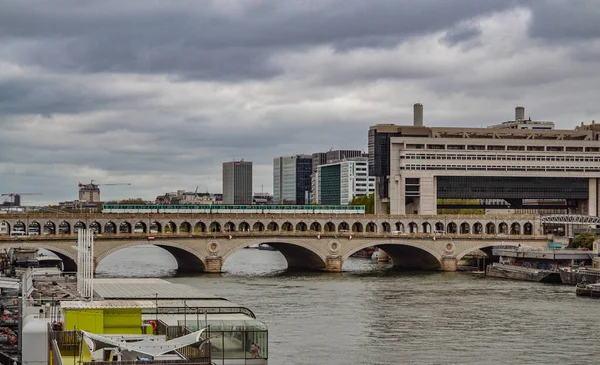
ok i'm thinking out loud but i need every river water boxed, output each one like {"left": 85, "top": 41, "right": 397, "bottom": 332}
{"left": 96, "top": 245, "right": 598, "bottom": 365}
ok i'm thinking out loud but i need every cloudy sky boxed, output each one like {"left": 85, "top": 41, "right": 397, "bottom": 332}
{"left": 1, "top": 0, "right": 599, "bottom": 205}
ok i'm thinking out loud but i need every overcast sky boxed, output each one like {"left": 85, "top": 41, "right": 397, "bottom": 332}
{"left": 1, "top": 0, "right": 599, "bottom": 205}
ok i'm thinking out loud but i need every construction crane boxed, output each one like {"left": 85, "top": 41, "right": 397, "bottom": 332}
{"left": 1, "top": 192, "right": 43, "bottom": 206}
{"left": 77, "top": 180, "right": 131, "bottom": 203}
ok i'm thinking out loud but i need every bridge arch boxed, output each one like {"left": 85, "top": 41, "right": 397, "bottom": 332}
{"left": 103, "top": 221, "right": 115, "bottom": 234}
{"left": 344, "top": 242, "right": 441, "bottom": 271}
{"left": 194, "top": 222, "right": 206, "bottom": 233}
{"left": 221, "top": 239, "right": 326, "bottom": 271}
{"left": 74, "top": 221, "right": 86, "bottom": 233}
{"left": 524, "top": 222, "right": 534, "bottom": 235}
{"left": 90, "top": 221, "right": 101, "bottom": 234}
{"left": 96, "top": 243, "right": 206, "bottom": 274}
{"left": 352, "top": 222, "right": 363, "bottom": 233}
{"left": 381, "top": 222, "right": 391, "bottom": 233}
{"left": 267, "top": 222, "right": 278, "bottom": 232}
{"left": 252, "top": 222, "right": 264, "bottom": 232}
{"left": 224, "top": 222, "right": 236, "bottom": 232}
{"left": 434, "top": 222, "right": 444, "bottom": 232}
{"left": 456, "top": 241, "right": 523, "bottom": 261}
{"left": 282, "top": 222, "right": 293, "bottom": 232}
{"left": 498, "top": 222, "right": 508, "bottom": 235}
{"left": 408, "top": 222, "right": 418, "bottom": 233}
{"left": 422, "top": 222, "right": 431, "bottom": 234}
{"left": 460, "top": 222, "right": 470, "bottom": 234}
{"left": 28, "top": 221, "right": 41, "bottom": 234}
{"left": 296, "top": 222, "right": 307, "bottom": 232}
{"left": 239, "top": 222, "right": 250, "bottom": 232}
{"left": 180, "top": 222, "right": 192, "bottom": 233}
{"left": 366, "top": 222, "right": 377, "bottom": 233}
{"left": 1, "top": 221, "right": 10, "bottom": 233}
{"left": 44, "top": 221, "right": 55, "bottom": 234}
{"left": 59, "top": 221, "right": 71, "bottom": 234}
{"left": 338, "top": 222, "right": 349, "bottom": 232}
{"left": 510, "top": 222, "right": 521, "bottom": 235}
{"left": 447, "top": 222, "right": 457, "bottom": 234}
{"left": 134, "top": 221, "right": 147, "bottom": 234}
{"left": 209, "top": 222, "right": 221, "bottom": 232}
{"left": 473, "top": 222, "right": 483, "bottom": 234}
{"left": 310, "top": 222, "right": 321, "bottom": 232}
{"left": 485, "top": 222, "right": 495, "bottom": 234}
{"left": 0, "top": 243, "right": 77, "bottom": 272}
{"left": 324, "top": 222, "right": 335, "bottom": 232}
{"left": 120, "top": 221, "right": 132, "bottom": 234}
{"left": 152, "top": 221, "right": 163, "bottom": 234}
{"left": 395, "top": 222, "right": 405, "bottom": 232}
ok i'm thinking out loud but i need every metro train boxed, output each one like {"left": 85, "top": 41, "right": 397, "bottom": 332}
{"left": 102, "top": 204, "right": 366, "bottom": 214}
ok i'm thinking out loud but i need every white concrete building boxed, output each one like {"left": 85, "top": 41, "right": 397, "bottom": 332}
{"left": 375, "top": 106, "right": 600, "bottom": 215}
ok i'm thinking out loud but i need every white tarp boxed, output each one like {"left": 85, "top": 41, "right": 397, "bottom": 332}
{"left": 81, "top": 328, "right": 206, "bottom": 357}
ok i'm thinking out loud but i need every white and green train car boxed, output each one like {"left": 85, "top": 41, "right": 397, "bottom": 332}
{"left": 102, "top": 204, "right": 365, "bottom": 214}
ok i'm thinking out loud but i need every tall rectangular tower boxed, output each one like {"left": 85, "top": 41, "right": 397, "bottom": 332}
{"left": 273, "top": 155, "right": 312, "bottom": 205}
{"left": 222, "top": 161, "right": 253, "bottom": 205}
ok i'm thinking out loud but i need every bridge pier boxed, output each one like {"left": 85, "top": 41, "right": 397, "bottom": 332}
{"left": 377, "top": 249, "right": 390, "bottom": 262}
{"left": 440, "top": 256, "right": 457, "bottom": 272}
{"left": 204, "top": 256, "right": 223, "bottom": 273}
{"left": 325, "top": 255, "right": 343, "bottom": 272}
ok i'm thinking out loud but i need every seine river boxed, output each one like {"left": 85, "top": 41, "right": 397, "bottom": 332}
{"left": 96, "top": 245, "right": 598, "bottom": 365}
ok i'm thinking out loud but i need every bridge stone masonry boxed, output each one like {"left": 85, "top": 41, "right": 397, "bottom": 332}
{"left": 0, "top": 213, "right": 548, "bottom": 274}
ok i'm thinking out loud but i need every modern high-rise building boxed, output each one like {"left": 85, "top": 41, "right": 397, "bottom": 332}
{"left": 273, "top": 155, "right": 312, "bottom": 205}
{"left": 311, "top": 150, "right": 366, "bottom": 203}
{"left": 370, "top": 104, "right": 600, "bottom": 216}
{"left": 222, "top": 161, "right": 253, "bottom": 205}
{"left": 317, "top": 158, "right": 375, "bottom": 205}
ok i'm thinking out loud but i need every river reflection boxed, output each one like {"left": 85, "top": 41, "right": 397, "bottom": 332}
{"left": 96, "top": 245, "right": 598, "bottom": 365}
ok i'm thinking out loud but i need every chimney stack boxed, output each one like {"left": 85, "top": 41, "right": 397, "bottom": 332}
{"left": 414, "top": 103, "right": 424, "bottom": 127}
{"left": 515, "top": 106, "right": 525, "bottom": 121}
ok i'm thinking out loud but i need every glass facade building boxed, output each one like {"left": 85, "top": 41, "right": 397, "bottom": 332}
{"left": 273, "top": 155, "right": 312, "bottom": 205}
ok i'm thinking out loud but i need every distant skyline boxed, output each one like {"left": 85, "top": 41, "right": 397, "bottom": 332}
{"left": 1, "top": 1, "right": 600, "bottom": 205}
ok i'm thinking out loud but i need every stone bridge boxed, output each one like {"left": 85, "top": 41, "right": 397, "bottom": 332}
{"left": 0, "top": 213, "right": 548, "bottom": 274}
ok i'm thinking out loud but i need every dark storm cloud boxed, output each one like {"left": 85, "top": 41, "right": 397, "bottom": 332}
{"left": 0, "top": 0, "right": 511, "bottom": 80}
{"left": 527, "top": 0, "right": 600, "bottom": 41}
{"left": 0, "top": 76, "right": 149, "bottom": 117}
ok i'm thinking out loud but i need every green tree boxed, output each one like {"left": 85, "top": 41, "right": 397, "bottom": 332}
{"left": 350, "top": 194, "right": 374, "bottom": 214}
{"left": 571, "top": 232, "right": 597, "bottom": 249}
{"left": 118, "top": 198, "right": 148, "bottom": 205}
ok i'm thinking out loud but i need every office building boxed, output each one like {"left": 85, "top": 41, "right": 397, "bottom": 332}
{"left": 311, "top": 150, "right": 366, "bottom": 203}
{"left": 317, "top": 158, "right": 375, "bottom": 205}
{"left": 273, "top": 155, "right": 312, "bottom": 205}
{"left": 370, "top": 104, "right": 600, "bottom": 215}
{"left": 222, "top": 161, "right": 253, "bottom": 205}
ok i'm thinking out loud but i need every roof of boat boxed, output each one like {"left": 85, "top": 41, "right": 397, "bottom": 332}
{"left": 60, "top": 300, "right": 157, "bottom": 309}
{"left": 92, "top": 278, "right": 223, "bottom": 301}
